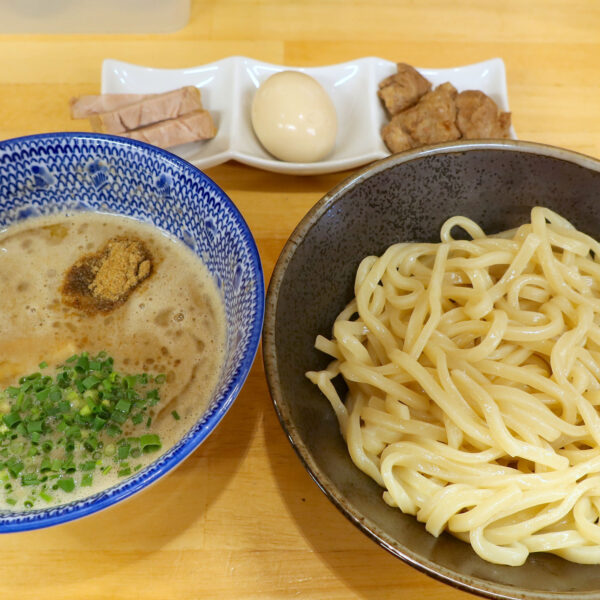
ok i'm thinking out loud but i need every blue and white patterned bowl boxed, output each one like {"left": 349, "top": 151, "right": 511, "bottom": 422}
{"left": 0, "top": 132, "right": 264, "bottom": 532}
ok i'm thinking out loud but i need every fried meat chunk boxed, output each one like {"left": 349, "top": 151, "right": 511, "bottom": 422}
{"left": 378, "top": 63, "right": 432, "bottom": 116}
{"left": 382, "top": 82, "right": 460, "bottom": 153}
{"left": 456, "top": 90, "right": 512, "bottom": 139}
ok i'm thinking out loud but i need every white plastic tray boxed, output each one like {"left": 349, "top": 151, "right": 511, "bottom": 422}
{"left": 102, "top": 57, "right": 514, "bottom": 175}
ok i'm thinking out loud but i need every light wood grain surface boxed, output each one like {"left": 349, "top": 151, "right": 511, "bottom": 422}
{"left": 1, "top": 1, "right": 600, "bottom": 598}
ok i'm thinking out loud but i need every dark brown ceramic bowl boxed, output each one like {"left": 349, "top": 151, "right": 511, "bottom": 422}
{"left": 263, "top": 140, "right": 600, "bottom": 600}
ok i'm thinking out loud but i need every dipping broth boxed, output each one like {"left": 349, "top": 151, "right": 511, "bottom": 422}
{"left": 0, "top": 212, "right": 226, "bottom": 507}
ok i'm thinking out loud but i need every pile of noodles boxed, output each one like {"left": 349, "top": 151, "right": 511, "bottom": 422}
{"left": 307, "top": 207, "right": 600, "bottom": 566}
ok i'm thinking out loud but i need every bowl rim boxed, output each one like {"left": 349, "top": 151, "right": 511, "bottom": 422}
{"left": 0, "top": 131, "right": 265, "bottom": 532}
{"left": 263, "top": 139, "right": 600, "bottom": 600}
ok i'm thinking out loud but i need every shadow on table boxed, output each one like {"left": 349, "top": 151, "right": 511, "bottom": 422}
{"left": 263, "top": 403, "right": 440, "bottom": 599}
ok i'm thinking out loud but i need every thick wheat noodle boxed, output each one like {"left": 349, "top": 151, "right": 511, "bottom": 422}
{"left": 306, "top": 207, "right": 600, "bottom": 565}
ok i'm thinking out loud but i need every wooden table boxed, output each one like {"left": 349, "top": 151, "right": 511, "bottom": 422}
{"left": 1, "top": 1, "right": 600, "bottom": 598}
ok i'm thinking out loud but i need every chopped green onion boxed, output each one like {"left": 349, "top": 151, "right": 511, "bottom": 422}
{"left": 0, "top": 351, "right": 166, "bottom": 507}
{"left": 117, "top": 444, "right": 130, "bottom": 460}
{"left": 82, "top": 375, "right": 100, "bottom": 390}
{"left": 57, "top": 477, "right": 75, "bottom": 493}
{"left": 75, "top": 355, "right": 89, "bottom": 372}
{"left": 36, "top": 388, "right": 50, "bottom": 402}
{"left": 26, "top": 420, "right": 43, "bottom": 434}
{"left": 2, "top": 413, "right": 21, "bottom": 429}
{"left": 7, "top": 458, "right": 24, "bottom": 478}
{"left": 114, "top": 400, "right": 131, "bottom": 414}
{"left": 83, "top": 436, "right": 99, "bottom": 453}
{"left": 104, "top": 444, "right": 116, "bottom": 457}
{"left": 62, "top": 459, "right": 76, "bottom": 474}
{"left": 110, "top": 411, "right": 128, "bottom": 425}
{"left": 92, "top": 416, "right": 107, "bottom": 431}
{"left": 106, "top": 423, "right": 122, "bottom": 437}
{"left": 21, "top": 473, "right": 41, "bottom": 486}
{"left": 140, "top": 434, "right": 161, "bottom": 453}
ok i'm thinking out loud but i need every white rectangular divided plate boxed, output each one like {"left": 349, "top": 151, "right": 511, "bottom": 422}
{"left": 101, "top": 57, "right": 514, "bottom": 176}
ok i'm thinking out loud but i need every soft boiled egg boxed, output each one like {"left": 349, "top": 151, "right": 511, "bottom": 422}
{"left": 251, "top": 71, "right": 338, "bottom": 163}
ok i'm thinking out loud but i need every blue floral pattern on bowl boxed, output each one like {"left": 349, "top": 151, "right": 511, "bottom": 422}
{"left": 0, "top": 132, "right": 264, "bottom": 532}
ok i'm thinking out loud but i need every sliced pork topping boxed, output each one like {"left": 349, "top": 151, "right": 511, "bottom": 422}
{"left": 70, "top": 94, "right": 157, "bottom": 119}
{"left": 122, "top": 110, "right": 216, "bottom": 147}
{"left": 90, "top": 86, "right": 203, "bottom": 134}
{"left": 70, "top": 86, "right": 217, "bottom": 149}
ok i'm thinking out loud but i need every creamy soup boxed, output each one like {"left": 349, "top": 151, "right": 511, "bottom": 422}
{"left": 0, "top": 212, "right": 226, "bottom": 507}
